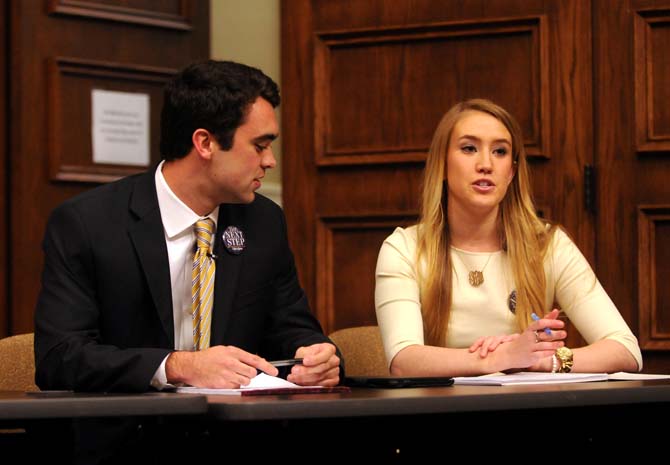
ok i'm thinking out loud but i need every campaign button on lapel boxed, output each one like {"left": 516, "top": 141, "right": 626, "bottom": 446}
{"left": 222, "top": 226, "right": 245, "bottom": 255}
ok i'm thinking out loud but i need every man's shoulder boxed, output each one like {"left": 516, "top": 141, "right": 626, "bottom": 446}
{"left": 254, "top": 193, "right": 284, "bottom": 217}
{"left": 46, "top": 171, "right": 155, "bottom": 231}
{"left": 58, "top": 170, "right": 152, "bottom": 211}
{"left": 224, "top": 193, "right": 283, "bottom": 219}
{"left": 249, "top": 193, "right": 281, "bottom": 212}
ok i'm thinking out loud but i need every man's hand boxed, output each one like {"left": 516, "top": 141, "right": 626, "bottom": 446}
{"left": 166, "top": 345, "right": 278, "bottom": 388}
{"left": 287, "top": 343, "right": 340, "bottom": 387}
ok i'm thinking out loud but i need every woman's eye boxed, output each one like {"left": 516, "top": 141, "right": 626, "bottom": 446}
{"left": 494, "top": 147, "right": 508, "bottom": 156}
{"left": 461, "top": 145, "right": 476, "bottom": 153}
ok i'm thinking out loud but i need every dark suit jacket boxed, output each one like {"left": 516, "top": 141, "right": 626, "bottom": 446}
{"left": 34, "top": 168, "right": 330, "bottom": 392}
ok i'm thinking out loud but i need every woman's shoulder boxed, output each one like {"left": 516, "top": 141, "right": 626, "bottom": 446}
{"left": 386, "top": 224, "right": 418, "bottom": 242}
{"left": 543, "top": 224, "right": 588, "bottom": 266}
{"left": 547, "top": 224, "right": 577, "bottom": 249}
{"left": 382, "top": 224, "right": 419, "bottom": 252}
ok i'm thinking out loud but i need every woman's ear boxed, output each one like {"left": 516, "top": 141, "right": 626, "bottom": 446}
{"left": 192, "top": 128, "right": 216, "bottom": 160}
{"left": 508, "top": 160, "right": 517, "bottom": 183}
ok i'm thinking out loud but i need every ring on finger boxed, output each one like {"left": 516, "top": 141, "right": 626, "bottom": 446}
{"left": 534, "top": 330, "right": 541, "bottom": 343}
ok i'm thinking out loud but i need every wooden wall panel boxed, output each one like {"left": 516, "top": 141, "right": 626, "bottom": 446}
{"left": 638, "top": 205, "right": 670, "bottom": 350}
{"left": 650, "top": 21, "right": 670, "bottom": 139}
{"left": 317, "top": 167, "right": 422, "bottom": 216}
{"left": 311, "top": 0, "right": 548, "bottom": 30}
{"left": 0, "top": 2, "right": 8, "bottom": 335}
{"left": 281, "top": 0, "right": 318, "bottom": 314}
{"left": 281, "top": 0, "right": 670, "bottom": 371}
{"left": 48, "top": 57, "right": 175, "bottom": 183}
{"left": 634, "top": 10, "right": 670, "bottom": 152}
{"left": 595, "top": 0, "right": 670, "bottom": 371}
{"left": 284, "top": 0, "right": 593, "bottom": 338}
{"left": 594, "top": 0, "right": 638, "bottom": 339}
{"left": 543, "top": 0, "right": 594, "bottom": 261}
{"left": 315, "top": 17, "right": 550, "bottom": 166}
{"left": 316, "top": 216, "right": 416, "bottom": 333}
{"left": 655, "top": 224, "right": 670, "bottom": 331}
{"left": 5, "top": 0, "right": 209, "bottom": 335}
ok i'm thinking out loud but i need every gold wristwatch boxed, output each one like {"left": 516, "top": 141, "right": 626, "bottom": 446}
{"left": 555, "top": 347, "right": 574, "bottom": 373}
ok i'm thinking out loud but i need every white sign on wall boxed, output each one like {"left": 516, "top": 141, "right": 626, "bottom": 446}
{"left": 92, "top": 89, "right": 150, "bottom": 166}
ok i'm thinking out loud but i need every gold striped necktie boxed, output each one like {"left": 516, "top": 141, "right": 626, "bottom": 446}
{"left": 192, "top": 218, "right": 215, "bottom": 351}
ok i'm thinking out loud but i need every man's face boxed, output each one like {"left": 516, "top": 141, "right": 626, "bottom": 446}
{"left": 210, "top": 97, "right": 278, "bottom": 204}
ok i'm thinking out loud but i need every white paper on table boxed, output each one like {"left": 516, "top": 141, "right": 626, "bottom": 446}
{"left": 607, "top": 372, "right": 670, "bottom": 380}
{"left": 175, "top": 373, "right": 306, "bottom": 395}
{"left": 453, "top": 372, "right": 608, "bottom": 386}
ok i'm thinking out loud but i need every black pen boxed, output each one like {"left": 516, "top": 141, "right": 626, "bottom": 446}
{"left": 257, "top": 358, "right": 303, "bottom": 375}
{"left": 269, "top": 358, "right": 303, "bottom": 367}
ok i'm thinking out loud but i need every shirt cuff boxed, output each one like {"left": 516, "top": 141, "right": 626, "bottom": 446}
{"left": 150, "top": 354, "right": 172, "bottom": 390}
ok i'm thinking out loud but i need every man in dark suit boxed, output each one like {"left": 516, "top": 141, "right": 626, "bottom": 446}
{"left": 33, "top": 60, "right": 340, "bottom": 462}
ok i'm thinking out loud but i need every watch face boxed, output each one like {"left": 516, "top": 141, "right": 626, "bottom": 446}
{"left": 557, "top": 347, "right": 573, "bottom": 358}
{"left": 556, "top": 346, "right": 574, "bottom": 373}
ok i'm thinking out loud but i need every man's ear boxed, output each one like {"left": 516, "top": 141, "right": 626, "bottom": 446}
{"left": 192, "top": 128, "right": 217, "bottom": 160}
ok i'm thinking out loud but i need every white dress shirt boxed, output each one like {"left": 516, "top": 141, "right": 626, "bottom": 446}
{"left": 150, "top": 161, "right": 218, "bottom": 389}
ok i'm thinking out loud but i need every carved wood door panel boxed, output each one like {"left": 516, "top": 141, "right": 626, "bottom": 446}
{"left": 282, "top": 0, "right": 593, "bottom": 338}
{"left": 4, "top": 0, "right": 210, "bottom": 334}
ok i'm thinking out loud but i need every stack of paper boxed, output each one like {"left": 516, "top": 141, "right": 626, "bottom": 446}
{"left": 607, "top": 372, "right": 670, "bottom": 380}
{"left": 175, "top": 373, "right": 350, "bottom": 395}
{"left": 453, "top": 372, "right": 608, "bottom": 386}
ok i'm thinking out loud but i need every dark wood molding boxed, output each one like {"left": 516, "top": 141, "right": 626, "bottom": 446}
{"left": 281, "top": 0, "right": 319, "bottom": 309}
{"left": 638, "top": 204, "right": 670, "bottom": 350}
{"left": 314, "top": 15, "right": 551, "bottom": 166}
{"left": 316, "top": 213, "right": 417, "bottom": 334}
{"left": 0, "top": 3, "right": 7, "bottom": 336}
{"left": 6, "top": 0, "right": 209, "bottom": 335}
{"left": 47, "top": 57, "right": 176, "bottom": 183}
{"left": 634, "top": 9, "right": 670, "bottom": 154}
{"left": 47, "top": 0, "right": 193, "bottom": 31}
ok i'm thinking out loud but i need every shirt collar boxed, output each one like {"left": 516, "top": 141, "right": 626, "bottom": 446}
{"left": 155, "top": 160, "right": 219, "bottom": 239}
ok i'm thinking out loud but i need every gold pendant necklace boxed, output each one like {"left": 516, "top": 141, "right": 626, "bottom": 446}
{"left": 468, "top": 269, "right": 485, "bottom": 287}
{"left": 454, "top": 251, "right": 494, "bottom": 287}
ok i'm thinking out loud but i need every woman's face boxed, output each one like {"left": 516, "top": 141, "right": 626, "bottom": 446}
{"left": 445, "top": 110, "right": 515, "bottom": 215}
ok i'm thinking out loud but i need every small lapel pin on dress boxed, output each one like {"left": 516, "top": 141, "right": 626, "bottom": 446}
{"left": 508, "top": 289, "right": 517, "bottom": 314}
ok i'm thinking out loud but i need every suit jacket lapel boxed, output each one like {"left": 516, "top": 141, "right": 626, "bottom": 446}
{"left": 128, "top": 169, "right": 174, "bottom": 345}
{"left": 210, "top": 204, "right": 244, "bottom": 345}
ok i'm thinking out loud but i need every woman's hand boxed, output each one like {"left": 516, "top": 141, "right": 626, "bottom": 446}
{"left": 469, "top": 334, "right": 520, "bottom": 358}
{"left": 526, "top": 308, "right": 568, "bottom": 371}
{"left": 468, "top": 309, "right": 567, "bottom": 360}
{"left": 497, "top": 309, "right": 567, "bottom": 371}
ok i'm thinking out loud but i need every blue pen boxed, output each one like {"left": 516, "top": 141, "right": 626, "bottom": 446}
{"left": 531, "top": 313, "right": 552, "bottom": 334}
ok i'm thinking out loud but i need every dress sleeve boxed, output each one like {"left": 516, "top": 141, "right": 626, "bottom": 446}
{"left": 550, "top": 229, "right": 642, "bottom": 370}
{"left": 374, "top": 227, "right": 425, "bottom": 366}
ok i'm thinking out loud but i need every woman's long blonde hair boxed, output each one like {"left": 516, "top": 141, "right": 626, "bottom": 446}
{"left": 417, "top": 99, "right": 554, "bottom": 346}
